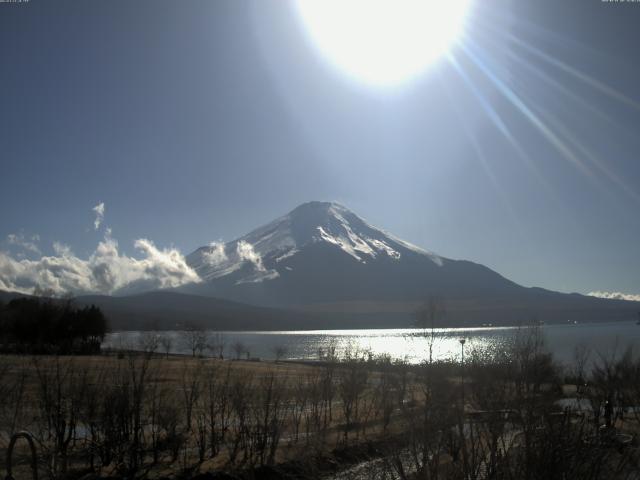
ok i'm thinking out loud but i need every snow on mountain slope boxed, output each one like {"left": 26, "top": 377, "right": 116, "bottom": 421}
{"left": 186, "top": 201, "right": 442, "bottom": 285}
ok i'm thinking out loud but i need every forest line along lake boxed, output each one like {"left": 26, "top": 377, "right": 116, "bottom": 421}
{"left": 104, "top": 320, "right": 640, "bottom": 366}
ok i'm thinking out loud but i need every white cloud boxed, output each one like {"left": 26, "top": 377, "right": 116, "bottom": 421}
{"left": 232, "top": 240, "right": 280, "bottom": 284}
{"left": 0, "top": 247, "right": 95, "bottom": 295}
{"left": 0, "top": 206, "right": 200, "bottom": 296}
{"left": 6, "top": 233, "right": 41, "bottom": 254}
{"left": 236, "top": 240, "right": 265, "bottom": 271}
{"left": 131, "top": 238, "right": 201, "bottom": 289}
{"left": 93, "top": 202, "right": 105, "bottom": 230}
{"left": 588, "top": 291, "right": 640, "bottom": 302}
{"left": 202, "top": 242, "right": 227, "bottom": 266}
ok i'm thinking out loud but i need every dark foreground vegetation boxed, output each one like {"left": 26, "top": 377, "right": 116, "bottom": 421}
{"left": 0, "top": 297, "right": 108, "bottom": 354}
{"left": 1, "top": 328, "right": 640, "bottom": 479}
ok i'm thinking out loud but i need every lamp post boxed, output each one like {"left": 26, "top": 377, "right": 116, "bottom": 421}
{"left": 459, "top": 338, "right": 466, "bottom": 412}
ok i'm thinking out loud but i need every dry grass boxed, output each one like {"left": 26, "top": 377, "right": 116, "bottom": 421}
{"left": 3, "top": 337, "right": 640, "bottom": 480}
{"left": 0, "top": 352, "right": 410, "bottom": 479}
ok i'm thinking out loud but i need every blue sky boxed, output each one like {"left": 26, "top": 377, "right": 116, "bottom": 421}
{"left": 1, "top": 0, "right": 639, "bottom": 297}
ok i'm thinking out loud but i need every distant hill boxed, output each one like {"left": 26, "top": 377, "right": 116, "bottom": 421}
{"left": 2, "top": 287, "right": 638, "bottom": 331}
{"left": 0, "top": 290, "right": 318, "bottom": 331}
{"left": 0, "top": 289, "right": 406, "bottom": 331}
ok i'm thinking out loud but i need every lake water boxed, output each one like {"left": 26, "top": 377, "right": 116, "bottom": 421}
{"left": 104, "top": 320, "right": 640, "bottom": 366}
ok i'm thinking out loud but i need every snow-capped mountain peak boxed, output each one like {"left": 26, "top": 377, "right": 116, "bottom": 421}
{"left": 186, "top": 201, "right": 442, "bottom": 284}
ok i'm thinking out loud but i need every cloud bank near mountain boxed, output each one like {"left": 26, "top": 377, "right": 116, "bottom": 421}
{"left": 588, "top": 291, "right": 640, "bottom": 302}
{"left": 0, "top": 204, "right": 200, "bottom": 296}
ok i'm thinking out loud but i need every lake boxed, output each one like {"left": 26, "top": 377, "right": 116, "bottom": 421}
{"left": 104, "top": 320, "right": 640, "bottom": 366}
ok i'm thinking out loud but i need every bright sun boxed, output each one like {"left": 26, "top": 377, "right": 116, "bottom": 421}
{"left": 295, "top": 0, "right": 471, "bottom": 87}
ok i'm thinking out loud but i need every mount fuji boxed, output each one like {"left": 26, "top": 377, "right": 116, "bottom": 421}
{"left": 180, "top": 201, "right": 637, "bottom": 326}
{"left": 185, "top": 201, "right": 516, "bottom": 304}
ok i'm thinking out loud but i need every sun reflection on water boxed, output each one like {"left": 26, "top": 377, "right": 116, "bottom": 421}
{"left": 104, "top": 322, "right": 640, "bottom": 367}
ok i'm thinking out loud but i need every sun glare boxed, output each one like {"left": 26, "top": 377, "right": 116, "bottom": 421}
{"left": 295, "top": 0, "right": 471, "bottom": 87}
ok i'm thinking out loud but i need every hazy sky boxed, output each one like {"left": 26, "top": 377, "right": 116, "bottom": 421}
{"left": 1, "top": 0, "right": 639, "bottom": 296}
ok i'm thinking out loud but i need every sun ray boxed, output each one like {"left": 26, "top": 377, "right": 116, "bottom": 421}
{"left": 469, "top": 23, "right": 616, "bottom": 127}
{"left": 446, "top": 52, "right": 556, "bottom": 198}
{"left": 441, "top": 78, "right": 524, "bottom": 238}
{"left": 528, "top": 102, "right": 640, "bottom": 204}
{"left": 438, "top": 68, "right": 525, "bottom": 236}
{"left": 501, "top": 31, "right": 640, "bottom": 113}
{"left": 460, "top": 43, "right": 594, "bottom": 179}
{"left": 457, "top": 10, "right": 640, "bottom": 205}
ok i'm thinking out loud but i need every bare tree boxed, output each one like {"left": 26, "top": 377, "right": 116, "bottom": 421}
{"left": 202, "top": 362, "right": 232, "bottom": 458}
{"left": 228, "top": 371, "right": 253, "bottom": 464}
{"left": 180, "top": 360, "right": 202, "bottom": 431}
{"left": 208, "top": 332, "right": 226, "bottom": 359}
{"left": 338, "top": 356, "right": 369, "bottom": 442}
{"left": 272, "top": 344, "right": 288, "bottom": 363}
{"left": 588, "top": 346, "right": 630, "bottom": 429}
{"left": 415, "top": 295, "right": 446, "bottom": 364}
{"left": 303, "top": 370, "right": 324, "bottom": 443}
{"left": 290, "top": 377, "right": 308, "bottom": 443}
{"left": 138, "top": 332, "right": 160, "bottom": 358}
{"left": 0, "top": 360, "right": 27, "bottom": 436}
{"left": 375, "top": 357, "right": 402, "bottom": 433}
{"left": 250, "top": 372, "right": 288, "bottom": 466}
{"left": 232, "top": 340, "right": 246, "bottom": 360}
{"left": 125, "top": 351, "right": 154, "bottom": 473}
{"left": 159, "top": 334, "right": 173, "bottom": 358}
{"left": 181, "top": 324, "right": 208, "bottom": 357}
{"left": 33, "top": 357, "right": 88, "bottom": 475}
